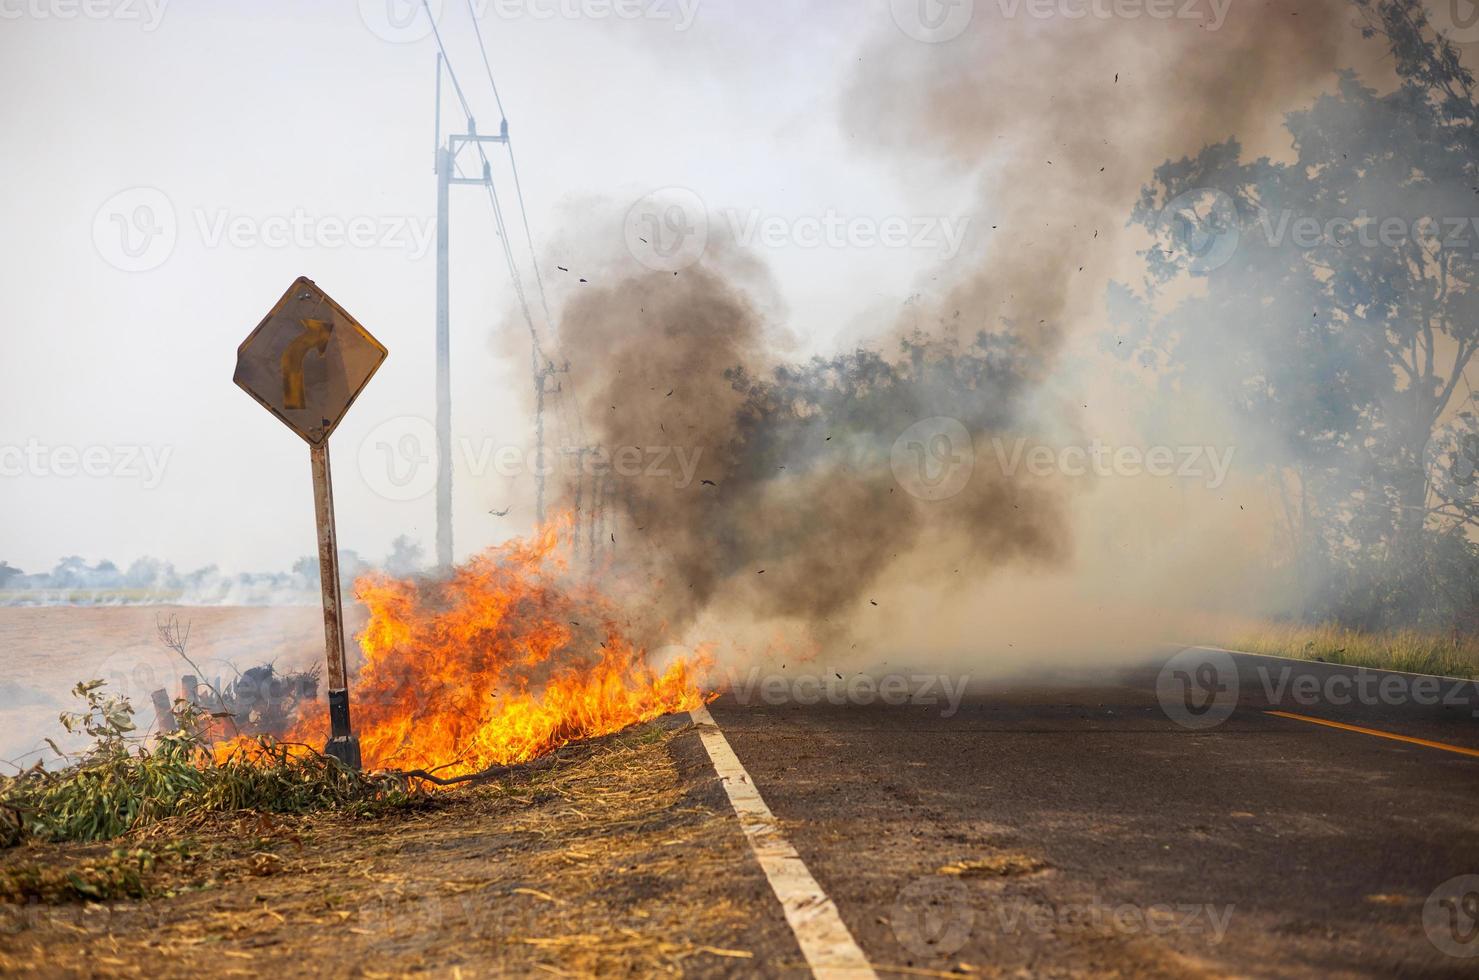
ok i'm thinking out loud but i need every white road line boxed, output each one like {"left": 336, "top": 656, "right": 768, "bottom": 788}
{"left": 690, "top": 703, "right": 878, "bottom": 980}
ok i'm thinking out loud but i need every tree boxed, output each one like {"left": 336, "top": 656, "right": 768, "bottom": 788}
{"left": 385, "top": 536, "right": 424, "bottom": 578}
{"left": 0, "top": 562, "right": 22, "bottom": 589}
{"left": 1120, "top": 0, "right": 1479, "bottom": 630}
{"left": 123, "top": 557, "right": 178, "bottom": 591}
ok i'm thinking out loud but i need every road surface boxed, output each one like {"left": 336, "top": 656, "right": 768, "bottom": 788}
{"left": 698, "top": 649, "right": 1479, "bottom": 977}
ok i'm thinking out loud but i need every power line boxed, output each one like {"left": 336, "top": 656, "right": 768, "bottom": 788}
{"left": 481, "top": 177, "right": 544, "bottom": 362}
{"left": 422, "top": 0, "right": 544, "bottom": 353}
{"left": 423, "top": 0, "right": 473, "bottom": 124}
{"left": 466, "top": 0, "right": 507, "bottom": 123}
{"left": 461, "top": 1, "right": 567, "bottom": 405}
{"left": 505, "top": 143, "right": 557, "bottom": 342}
{"left": 427, "top": 1, "right": 593, "bottom": 529}
{"left": 422, "top": 0, "right": 543, "bottom": 360}
{"left": 460, "top": 1, "right": 586, "bottom": 448}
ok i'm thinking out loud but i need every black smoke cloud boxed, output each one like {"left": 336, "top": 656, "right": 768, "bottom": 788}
{"left": 528, "top": 2, "right": 1383, "bottom": 652}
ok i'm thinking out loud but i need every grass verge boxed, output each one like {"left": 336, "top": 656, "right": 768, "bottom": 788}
{"left": 0, "top": 720, "right": 796, "bottom": 978}
{"left": 0, "top": 682, "right": 414, "bottom": 849}
{"left": 1223, "top": 623, "right": 1479, "bottom": 679}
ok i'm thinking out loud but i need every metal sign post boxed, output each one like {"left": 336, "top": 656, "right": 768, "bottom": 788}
{"left": 234, "top": 276, "right": 388, "bottom": 769}
{"left": 309, "top": 441, "right": 359, "bottom": 768}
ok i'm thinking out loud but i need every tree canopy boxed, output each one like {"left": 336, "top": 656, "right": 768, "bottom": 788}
{"left": 1118, "top": 0, "right": 1479, "bottom": 631}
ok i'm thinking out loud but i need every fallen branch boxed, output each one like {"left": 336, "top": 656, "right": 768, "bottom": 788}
{"left": 396, "top": 752, "right": 559, "bottom": 786}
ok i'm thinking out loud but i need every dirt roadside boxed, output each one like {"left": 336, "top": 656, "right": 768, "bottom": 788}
{"left": 0, "top": 719, "right": 810, "bottom": 978}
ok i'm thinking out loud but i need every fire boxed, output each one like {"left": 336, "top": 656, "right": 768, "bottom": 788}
{"left": 267, "top": 516, "right": 710, "bottom": 779}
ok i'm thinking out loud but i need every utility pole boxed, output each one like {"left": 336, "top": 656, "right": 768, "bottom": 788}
{"left": 568, "top": 444, "right": 595, "bottom": 560}
{"left": 532, "top": 359, "right": 568, "bottom": 527}
{"left": 589, "top": 471, "right": 606, "bottom": 567}
{"left": 434, "top": 52, "right": 508, "bottom": 569}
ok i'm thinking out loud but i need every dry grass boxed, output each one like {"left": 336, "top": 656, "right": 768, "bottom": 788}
{"left": 0, "top": 682, "right": 416, "bottom": 849}
{"left": 936, "top": 853, "right": 1048, "bottom": 879}
{"left": 0, "top": 720, "right": 795, "bottom": 978}
{"left": 1224, "top": 623, "right": 1479, "bottom": 678}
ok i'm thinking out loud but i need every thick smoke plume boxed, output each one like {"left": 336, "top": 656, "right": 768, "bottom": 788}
{"left": 554, "top": 252, "right": 1068, "bottom": 648}
{"left": 841, "top": 0, "right": 1378, "bottom": 351}
{"left": 530, "top": 2, "right": 1394, "bottom": 663}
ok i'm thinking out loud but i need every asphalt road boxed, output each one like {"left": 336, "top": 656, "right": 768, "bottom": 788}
{"left": 704, "top": 650, "right": 1479, "bottom": 978}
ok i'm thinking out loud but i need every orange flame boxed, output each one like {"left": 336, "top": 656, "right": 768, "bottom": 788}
{"left": 267, "top": 516, "right": 709, "bottom": 779}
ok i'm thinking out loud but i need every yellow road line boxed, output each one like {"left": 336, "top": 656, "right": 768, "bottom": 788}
{"left": 1264, "top": 710, "right": 1479, "bottom": 759}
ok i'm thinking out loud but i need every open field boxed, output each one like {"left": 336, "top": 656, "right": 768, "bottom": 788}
{"left": 0, "top": 591, "right": 188, "bottom": 605}
{"left": 0, "top": 606, "right": 357, "bottom": 771}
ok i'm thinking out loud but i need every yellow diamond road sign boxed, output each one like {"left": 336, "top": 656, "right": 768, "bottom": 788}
{"left": 234, "top": 277, "right": 388, "bottom": 445}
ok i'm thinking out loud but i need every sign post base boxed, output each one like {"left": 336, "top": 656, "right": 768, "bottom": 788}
{"left": 324, "top": 735, "right": 363, "bottom": 770}
{"left": 324, "top": 686, "right": 360, "bottom": 770}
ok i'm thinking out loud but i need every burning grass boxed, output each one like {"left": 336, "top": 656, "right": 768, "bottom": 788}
{"left": 1225, "top": 623, "right": 1479, "bottom": 679}
{"left": 281, "top": 516, "right": 712, "bottom": 780}
{"left": 3, "top": 519, "right": 711, "bottom": 853}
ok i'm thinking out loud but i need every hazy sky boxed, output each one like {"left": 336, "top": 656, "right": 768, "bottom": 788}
{"left": 0, "top": 0, "right": 978, "bottom": 574}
